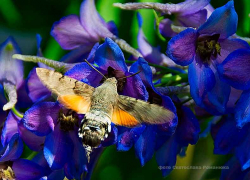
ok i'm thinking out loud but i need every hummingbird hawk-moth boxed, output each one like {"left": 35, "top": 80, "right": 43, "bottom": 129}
{"left": 36, "top": 66, "right": 175, "bottom": 160}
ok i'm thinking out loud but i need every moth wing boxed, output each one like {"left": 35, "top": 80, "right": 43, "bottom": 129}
{"left": 111, "top": 95, "right": 175, "bottom": 127}
{"left": 36, "top": 68, "right": 94, "bottom": 113}
{"left": 112, "top": 105, "right": 140, "bottom": 127}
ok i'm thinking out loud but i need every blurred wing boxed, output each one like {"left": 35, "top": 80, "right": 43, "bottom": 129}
{"left": 112, "top": 105, "right": 140, "bottom": 127}
{"left": 36, "top": 68, "right": 94, "bottom": 113}
{"left": 111, "top": 95, "right": 175, "bottom": 127}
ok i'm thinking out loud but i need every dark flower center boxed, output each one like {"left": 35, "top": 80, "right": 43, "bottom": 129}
{"left": 196, "top": 34, "right": 221, "bottom": 63}
{"left": 59, "top": 110, "right": 79, "bottom": 132}
{"left": 100, "top": 66, "right": 126, "bottom": 92}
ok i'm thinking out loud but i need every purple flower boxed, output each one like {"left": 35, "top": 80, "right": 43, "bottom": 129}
{"left": 51, "top": 0, "right": 116, "bottom": 59}
{"left": 115, "top": 58, "right": 199, "bottom": 174}
{"left": 167, "top": 1, "right": 250, "bottom": 115}
{"left": 22, "top": 102, "right": 87, "bottom": 179}
{"left": 114, "top": 0, "right": 210, "bottom": 38}
{"left": 0, "top": 111, "right": 45, "bottom": 162}
{"left": 159, "top": 0, "right": 210, "bottom": 38}
{"left": 211, "top": 115, "right": 250, "bottom": 179}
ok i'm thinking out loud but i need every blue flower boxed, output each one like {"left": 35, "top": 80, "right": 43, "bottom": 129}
{"left": 212, "top": 115, "right": 250, "bottom": 172}
{"left": 167, "top": 1, "right": 250, "bottom": 115}
{"left": 22, "top": 101, "right": 87, "bottom": 179}
{"left": 116, "top": 58, "right": 199, "bottom": 176}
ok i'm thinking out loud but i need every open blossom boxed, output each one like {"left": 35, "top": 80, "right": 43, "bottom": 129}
{"left": 167, "top": 1, "right": 250, "bottom": 115}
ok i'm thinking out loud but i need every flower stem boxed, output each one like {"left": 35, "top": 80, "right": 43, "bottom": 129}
{"left": 153, "top": 10, "right": 166, "bottom": 42}
{"left": 26, "top": 151, "right": 38, "bottom": 160}
{"left": 11, "top": 106, "right": 24, "bottom": 118}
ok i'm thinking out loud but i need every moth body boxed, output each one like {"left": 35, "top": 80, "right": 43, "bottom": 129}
{"left": 79, "top": 78, "right": 118, "bottom": 148}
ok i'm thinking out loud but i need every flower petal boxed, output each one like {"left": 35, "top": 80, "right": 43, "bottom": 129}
{"left": 26, "top": 68, "right": 51, "bottom": 102}
{"left": 45, "top": 169, "right": 65, "bottom": 180}
{"left": 188, "top": 57, "right": 216, "bottom": 106}
{"left": 155, "top": 136, "right": 180, "bottom": 177}
{"left": 135, "top": 125, "right": 156, "bottom": 166}
{"left": 213, "top": 117, "right": 248, "bottom": 155}
{"left": 197, "top": 1, "right": 238, "bottom": 39}
{"left": 234, "top": 90, "right": 250, "bottom": 128}
{"left": 0, "top": 133, "right": 23, "bottom": 162}
{"left": 1, "top": 111, "right": 19, "bottom": 146}
{"left": 102, "top": 125, "right": 118, "bottom": 147}
{"left": 166, "top": 28, "right": 197, "bottom": 66}
{"left": 80, "top": 0, "right": 114, "bottom": 40}
{"left": 44, "top": 125, "right": 73, "bottom": 170}
{"left": 176, "top": 106, "right": 200, "bottom": 146}
{"left": 51, "top": 15, "right": 94, "bottom": 50}
{"left": 12, "top": 159, "right": 45, "bottom": 180}
{"left": 121, "top": 72, "right": 148, "bottom": 100}
{"left": 235, "top": 128, "right": 250, "bottom": 170}
{"left": 0, "top": 37, "right": 23, "bottom": 88}
{"left": 18, "top": 123, "right": 45, "bottom": 151}
{"left": 94, "top": 38, "right": 128, "bottom": 72}
{"left": 16, "top": 80, "right": 33, "bottom": 109}
{"left": 177, "top": 9, "right": 207, "bottom": 28}
{"left": 137, "top": 13, "right": 175, "bottom": 66}
{"left": 65, "top": 62, "right": 104, "bottom": 87}
{"left": 218, "top": 49, "right": 250, "bottom": 90}
{"left": 220, "top": 157, "right": 246, "bottom": 180}
{"left": 32, "top": 152, "right": 51, "bottom": 172}
{"left": 86, "top": 42, "right": 100, "bottom": 63}
{"left": 205, "top": 71, "right": 231, "bottom": 114}
{"left": 159, "top": 19, "right": 176, "bottom": 38}
{"left": 117, "top": 126, "right": 146, "bottom": 151}
{"left": 173, "top": 0, "right": 210, "bottom": 15}
{"left": 23, "top": 102, "right": 60, "bottom": 136}
{"left": 59, "top": 45, "right": 92, "bottom": 64}
{"left": 216, "top": 38, "right": 250, "bottom": 64}
{"left": 64, "top": 131, "right": 87, "bottom": 179}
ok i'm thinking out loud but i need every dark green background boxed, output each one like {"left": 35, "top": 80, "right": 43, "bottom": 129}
{"left": 0, "top": 0, "right": 249, "bottom": 179}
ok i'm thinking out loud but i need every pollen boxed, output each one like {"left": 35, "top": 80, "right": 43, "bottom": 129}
{"left": 59, "top": 110, "right": 79, "bottom": 132}
{"left": 0, "top": 166, "right": 15, "bottom": 180}
{"left": 196, "top": 34, "right": 221, "bottom": 63}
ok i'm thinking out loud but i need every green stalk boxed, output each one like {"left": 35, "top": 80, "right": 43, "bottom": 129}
{"left": 11, "top": 106, "right": 24, "bottom": 118}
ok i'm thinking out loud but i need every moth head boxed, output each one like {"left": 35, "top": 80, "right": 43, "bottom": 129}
{"left": 105, "top": 77, "right": 118, "bottom": 86}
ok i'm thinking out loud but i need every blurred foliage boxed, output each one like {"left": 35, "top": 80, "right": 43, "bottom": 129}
{"left": 0, "top": 0, "right": 249, "bottom": 180}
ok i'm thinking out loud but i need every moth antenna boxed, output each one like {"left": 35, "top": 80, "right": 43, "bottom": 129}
{"left": 83, "top": 59, "right": 107, "bottom": 79}
{"left": 118, "top": 71, "right": 141, "bottom": 80}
